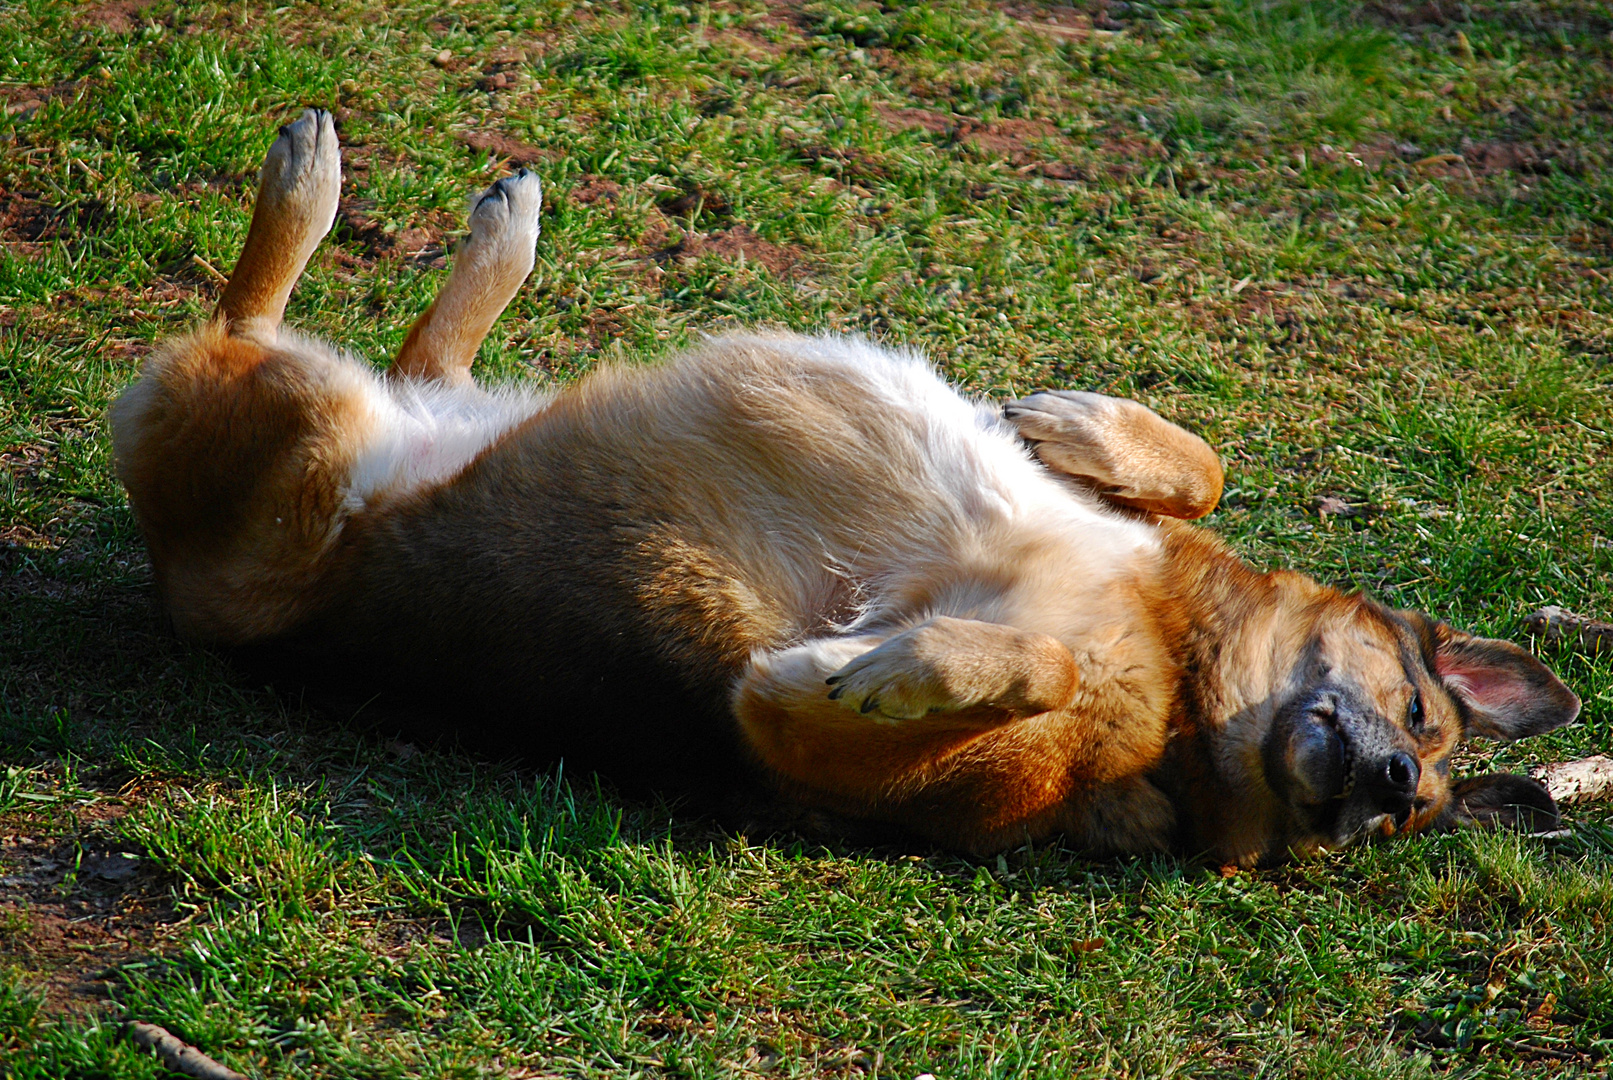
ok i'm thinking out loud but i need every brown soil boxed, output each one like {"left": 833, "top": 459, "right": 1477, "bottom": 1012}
{"left": 457, "top": 130, "right": 554, "bottom": 167}
{"left": 878, "top": 105, "right": 953, "bottom": 135}
{"left": 960, "top": 117, "right": 1063, "bottom": 158}
{"left": 658, "top": 182, "right": 733, "bottom": 220}
{"left": 74, "top": 0, "right": 153, "bottom": 33}
{"left": 0, "top": 828, "right": 181, "bottom": 1015}
{"left": 756, "top": 0, "right": 816, "bottom": 34}
{"left": 0, "top": 191, "right": 57, "bottom": 255}
{"left": 567, "top": 175, "right": 622, "bottom": 207}
{"left": 654, "top": 224, "right": 804, "bottom": 277}
{"left": 475, "top": 49, "right": 533, "bottom": 93}
{"left": 1362, "top": 1, "right": 1457, "bottom": 25}
{"left": 1458, "top": 138, "right": 1583, "bottom": 177}
{"left": 334, "top": 198, "right": 452, "bottom": 265}
{"left": 876, "top": 108, "right": 1087, "bottom": 175}
{"left": 996, "top": 3, "right": 1097, "bottom": 40}
{"left": 2, "top": 80, "right": 80, "bottom": 120}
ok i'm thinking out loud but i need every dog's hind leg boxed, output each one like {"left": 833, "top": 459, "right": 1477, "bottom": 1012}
{"left": 733, "top": 617, "right": 1079, "bottom": 800}
{"left": 390, "top": 171, "right": 543, "bottom": 385}
{"left": 215, "top": 108, "right": 342, "bottom": 343}
{"left": 1003, "top": 391, "right": 1223, "bottom": 519}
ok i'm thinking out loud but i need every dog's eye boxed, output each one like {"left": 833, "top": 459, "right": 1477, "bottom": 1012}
{"left": 1407, "top": 692, "right": 1425, "bottom": 733}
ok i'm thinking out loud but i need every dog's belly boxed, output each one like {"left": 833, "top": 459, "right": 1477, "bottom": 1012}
{"left": 512, "top": 333, "right": 1162, "bottom": 638}
{"left": 319, "top": 334, "right": 1161, "bottom": 780}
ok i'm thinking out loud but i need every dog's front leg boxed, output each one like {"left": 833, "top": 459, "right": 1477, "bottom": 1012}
{"left": 1004, "top": 390, "right": 1223, "bottom": 519}
{"left": 733, "top": 618, "right": 1078, "bottom": 801}
{"left": 390, "top": 171, "right": 543, "bottom": 385}
{"left": 823, "top": 616, "right": 1079, "bottom": 722}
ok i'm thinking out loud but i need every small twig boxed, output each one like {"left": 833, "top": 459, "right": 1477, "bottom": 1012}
{"left": 1530, "top": 756, "right": 1613, "bottom": 806}
{"left": 1524, "top": 606, "right": 1613, "bottom": 655}
{"left": 1500, "top": 1036, "right": 1579, "bottom": 1062}
{"left": 125, "top": 1022, "right": 249, "bottom": 1080}
{"left": 190, "top": 253, "right": 230, "bottom": 285}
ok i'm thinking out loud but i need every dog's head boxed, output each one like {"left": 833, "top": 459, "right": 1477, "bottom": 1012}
{"left": 1261, "top": 599, "right": 1578, "bottom": 854}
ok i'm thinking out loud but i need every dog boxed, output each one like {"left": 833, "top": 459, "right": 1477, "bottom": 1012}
{"left": 110, "top": 111, "right": 1580, "bottom": 865}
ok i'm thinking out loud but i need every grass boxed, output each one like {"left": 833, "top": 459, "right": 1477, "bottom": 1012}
{"left": 3, "top": 0, "right": 1613, "bottom": 1074}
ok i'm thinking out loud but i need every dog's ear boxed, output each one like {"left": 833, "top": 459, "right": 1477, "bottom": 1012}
{"left": 1430, "top": 625, "right": 1580, "bottom": 741}
{"left": 1434, "top": 774, "right": 1560, "bottom": 833}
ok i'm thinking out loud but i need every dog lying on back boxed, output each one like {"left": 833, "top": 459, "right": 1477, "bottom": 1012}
{"left": 111, "top": 111, "right": 1579, "bottom": 865}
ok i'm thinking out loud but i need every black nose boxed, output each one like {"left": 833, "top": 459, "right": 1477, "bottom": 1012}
{"left": 1374, "top": 752, "right": 1420, "bottom": 813}
{"left": 1386, "top": 752, "right": 1419, "bottom": 791}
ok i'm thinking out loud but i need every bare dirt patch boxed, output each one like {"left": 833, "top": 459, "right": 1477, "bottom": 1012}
{"left": 1, "top": 190, "right": 60, "bottom": 254}
{"left": 960, "top": 117, "right": 1064, "bottom": 158}
{"left": 657, "top": 181, "right": 734, "bottom": 221}
{"left": 1458, "top": 138, "right": 1584, "bottom": 177}
{"left": 334, "top": 199, "right": 452, "bottom": 266}
{"left": 755, "top": 0, "right": 815, "bottom": 35}
{"left": 713, "top": 27, "right": 790, "bottom": 61}
{"left": 566, "top": 174, "right": 622, "bottom": 207}
{"left": 456, "top": 129, "right": 554, "bottom": 167}
{"left": 997, "top": 3, "right": 1098, "bottom": 40}
{"left": 656, "top": 224, "right": 804, "bottom": 277}
{"left": 0, "top": 830, "right": 180, "bottom": 1015}
{"left": 1, "top": 190, "right": 114, "bottom": 255}
{"left": 474, "top": 48, "right": 534, "bottom": 93}
{"left": 877, "top": 108, "right": 1084, "bottom": 173}
{"left": 878, "top": 105, "right": 953, "bottom": 135}
{"left": 2, "top": 80, "right": 81, "bottom": 121}
{"left": 73, "top": 0, "right": 153, "bottom": 33}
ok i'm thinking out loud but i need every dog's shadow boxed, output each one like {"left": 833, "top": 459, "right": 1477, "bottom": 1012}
{"left": 1, "top": 575, "right": 976, "bottom": 869}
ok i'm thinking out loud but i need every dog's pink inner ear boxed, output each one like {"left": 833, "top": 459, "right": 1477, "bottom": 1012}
{"left": 1434, "top": 635, "right": 1580, "bottom": 741}
{"left": 1437, "top": 661, "right": 1532, "bottom": 713}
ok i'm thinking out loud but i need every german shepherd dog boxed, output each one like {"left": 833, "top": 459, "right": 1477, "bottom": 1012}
{"left": 111, "top": 111, "right": 1580, "bottom": 865}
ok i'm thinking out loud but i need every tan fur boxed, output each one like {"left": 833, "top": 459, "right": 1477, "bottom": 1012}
{"left": 110, "top": 114, "right": 1580, "bottom": 863}
{"left": 216, "top": 110, "right": 340, "bottom": 342}
{"left": 108, "top": 321, "right": 379, "bottom": 642}
{"left": 1005, "top": 390, "right": 1224, "bottom": 519}
{"left": 391, "top": 169, "right": 542, "bottom": 384}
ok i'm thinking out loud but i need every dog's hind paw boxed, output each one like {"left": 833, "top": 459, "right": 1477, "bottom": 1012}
{"left": 468, "top": 170, "right": 542, "bottom": 247}
{"left": 259, "top": 107, "right": 341, "bottom": 239}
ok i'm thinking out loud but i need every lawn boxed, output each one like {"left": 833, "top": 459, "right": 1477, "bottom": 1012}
{"left": 3, "top": 0, "right": 1613, "bottom": 1075}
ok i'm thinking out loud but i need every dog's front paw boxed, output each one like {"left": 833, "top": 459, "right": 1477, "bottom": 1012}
{"left": 824, "top": 626, "right": 967, "bottom": 722}
{"left": 1002, "top": 391, "right": 1121, "bottom": 484}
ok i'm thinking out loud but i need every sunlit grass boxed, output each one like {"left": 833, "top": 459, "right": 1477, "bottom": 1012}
{"left": 2, "top": 0, "right": 1611, "bottom": 1075}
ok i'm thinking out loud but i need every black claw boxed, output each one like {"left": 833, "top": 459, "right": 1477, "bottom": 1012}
{"left": 827, "top": 687, "right": 843, "bottom": 700}
{"left": 860, "top": 698, "right": 878, "bottom": 714}
{"left": 825, "top": 675, "right": 841, "bottom": 685}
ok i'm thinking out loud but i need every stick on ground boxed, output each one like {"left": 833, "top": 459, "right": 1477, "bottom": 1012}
{"left": 125, "top": 1022, "right": 250, "bottom": 1080}
{"left": 1531, "top": 756, "right": 1613, "bottom": 806}
{"left": 1524, "top": 606, "right": 1613, "bottom": 655}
